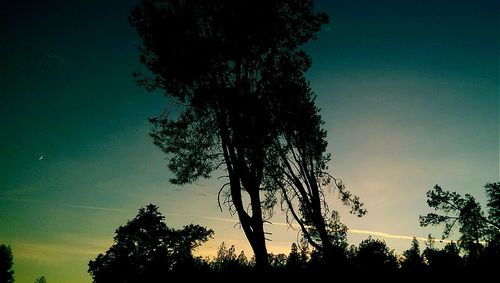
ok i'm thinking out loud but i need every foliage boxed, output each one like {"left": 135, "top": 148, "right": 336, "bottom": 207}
{"left": 88, "top": 204, "right": 213, "bottom": 282}
{"left": 485, "top": 182, "right": 500, "bottom": 239}
{"left": 420, "top": 183, "right": 500, "bottom": 255}
{"left": 85, "top": 206, "right": 500, "bottom": 277}
{"left": 34, "top": 276, "right": 46, "bottom": 283}
{"left": 0, "top": 244, "right": 14, "bottom": 283}
{"left": 351, "top": 237, "right": 398, "bottom": 272}
{"left": 129, "top": 0, "right": 331, "bottom": 268}
{"left": 211, "top": 242, "right": 250, "bottom": 272}
{"left": 263, "top": 79, "right": 366, "bottom": 256}
{"left": 285, "top": 243, "right": 307, "bottom": 271}
{"left": 401, "top": 237, "right": 425, "bottom": 272}
{"left": 268, "top": 253, "right": 287, "bottom": 270}
{"left": 423, "top": 240, "right": 463, "bottom": 272}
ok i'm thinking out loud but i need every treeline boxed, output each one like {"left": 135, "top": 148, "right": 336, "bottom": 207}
{"left": 86, "top": 183, "right": 499, "bottom": 281}
{"left": 207, "top": 234, "right": 498, "bottom": 274}
{"left": 1, "top": 183, "right": 498, "bottom": 282}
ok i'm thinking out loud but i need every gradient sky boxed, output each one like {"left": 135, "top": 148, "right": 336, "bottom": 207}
{"left": 1, "top": 0, "right": 498, "bottom": 282}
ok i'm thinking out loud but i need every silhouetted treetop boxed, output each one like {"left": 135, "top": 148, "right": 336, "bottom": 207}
{"left": 352, "top": 237, "right": 397, "bottom": 272}
{"left": 420, "top": 183, "right": 500, "bottom": 256}
{"left": 88, "top": 204, "right": 213, "bottom": 282}
{"left": 211, "top": 242, "right": 251, "bottom": 272}
{"left": 0, "top": 244, "right": 14, "bottom": 283}
{"left": 401, "top": 237, "right": 425, "bottom": 272}
{"left": 129, "top": 0, "right": 328, "bottom": 186}
{"left": 485, "top": 182, "right": 500, "bottom": 233}
{"left": 130, "top": 0, "right": 327, "bottom": 98}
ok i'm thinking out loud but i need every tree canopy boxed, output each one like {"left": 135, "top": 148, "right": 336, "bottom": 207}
{"left": 420, "top": 183, "right": 500, "bottom": 253}
{"left": 420, "top": 182, "right": 500, "bottom": 271}
{"left": 351, "top": 237, "right": 397, "bottom": 272}
{"left": 401, "top": 237, "right": 425, "bottom": 272}
{"left": 129, "top": 0, "right": 331, "bottom": 267}
{"left": 88, "top": 204, "right": 213, "bottom": 282}
{"left": 0, "top": 244, "right": 14, "bottom": 283}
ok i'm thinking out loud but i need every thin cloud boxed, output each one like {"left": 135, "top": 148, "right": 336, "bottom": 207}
{"left": 1, "top": 196, "right": 452, "bottom": 243}
{"left": 165, "top": 212, "right": 446, "bottom": 243}
{"left": 0, "top": 197, "right": 129, "bottom": 213}
{"left": 347, "top": 229, "right": 451, "bottom": 243}
{"left": 10, "top": 241, "right": 104, "bottom": 265}
{"left": 164, "top": 212, "right": 239, "bottom": 224}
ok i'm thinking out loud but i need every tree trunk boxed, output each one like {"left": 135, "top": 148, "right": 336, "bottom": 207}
{"left": 218, "top": 112, "right": 269, "bottom": 269}
{"left": 309, "top": 180, "right": 336, "bottom": 259}
{"left": 248, "top": 188, "right": 269, "bottom": 270}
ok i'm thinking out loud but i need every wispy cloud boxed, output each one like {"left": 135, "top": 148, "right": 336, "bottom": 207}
{"left": 1, "top": 196, "right": 450, "bottom": 245}
{"left": 164, "top": 212, "right": 447, "bottom": 243}
{"left": 11, "top": 241, "right": 104, "bottom": 265}
{"left": 0, "top": 196, "right": 130, "bottom": 213}
{"left": 163, "top": 212, "right": 240, "bottom": 224}
{"left": 347, "top": 229, "right": 452, "bottom": 243}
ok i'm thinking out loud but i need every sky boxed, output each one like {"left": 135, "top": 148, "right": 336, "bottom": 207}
{"left": 0, "top": 0, "right": 498, "bottom": 282}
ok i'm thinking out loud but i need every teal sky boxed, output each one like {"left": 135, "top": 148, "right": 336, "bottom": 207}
{"left": 1, "top": 0, "right": 498, "bottom": 282}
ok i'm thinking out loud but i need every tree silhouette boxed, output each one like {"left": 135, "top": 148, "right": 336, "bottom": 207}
{"left": 285, "top": 243, "right": 307, "bottom": 271}
{"left": 401, "top": 237, "right": 425, "bottom": 272}
{"left": 88, "top": 204, "right": 213, "bottom": 282}
{"left": 485, "top": 182, "right": 500, "bottom": 238}
{"left": 34, "top": 276, "right": 46, "bottom": 283}
{"left": 129, "top": 0, "right": 328, "bottom": 268}
{"left": 211, "top": 242, "right": 250, "bottom": 272}
{"left": 352, "top": 237, "right": 397, "bottom": 272}
{"left": 263, "top": 83, "right": 366, "bottom": 260}
{"left": 422, "top": 237, "right": 463, "bottom": 273}
{"left": 268, "top": 253, "right": 287, "bottom": 270}
{"left": 420, "top": 183, "right": 500, "bottom": 257}
{"left": 0, "top": 244, "right": 14, "bottom": 283}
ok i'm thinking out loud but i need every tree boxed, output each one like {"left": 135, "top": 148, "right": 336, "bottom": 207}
{"left": 401, "top": 237, "right": 425, "bottom": 272}
{"left": 268, "top": 253, "right": 287, "bottom": 270}
{"left": 129, "top": 0, "right": 328, "bottom": 268}
{"left": 0, "top": 244, "right": 14, "bottom": 283}
{"left": 485, "top": 182, "right": 500, "bottom": 239}
{"left": 263, "top": 83, "right": 366, "bottom": 260}
{"left": 211, "top": 242, "right": 250, "bottom": 272}
{"left": 352, "top": 237, "right": 397, "bottom": 272}
{"left": 34, "top": 276, "right": 46, "bottom": 283}
{"left": 423, "top": 239, "right": 463, "bottom": 272}
{"left": 88, "top": 204, "right": 213, "bottom": 282}
{"left": 286, "top": 243, "right": 307, "bottom": 271}
{"left": 419, "top": 183, "right": 500, "bottom": 257}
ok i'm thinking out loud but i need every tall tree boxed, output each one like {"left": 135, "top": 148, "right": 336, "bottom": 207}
{"left": 88, "top": 204, "right": 213, "bottom": 282}
{"left": 485, "top": 182, "right": 500, "bottom": 239}
{"left": 129, "top": 0, "right": 327, "bottom": 268}
{"left": 264, "top": 83, "right": 365, "bottom": 259}
{"left": 286, "top": 243, "right": 307, "bottom": 271}
{"left": 420, "top": 183, "right": 500, "bottom": 256}
{"left": 0, "top": 244, "right": 14, "bottom": 283}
